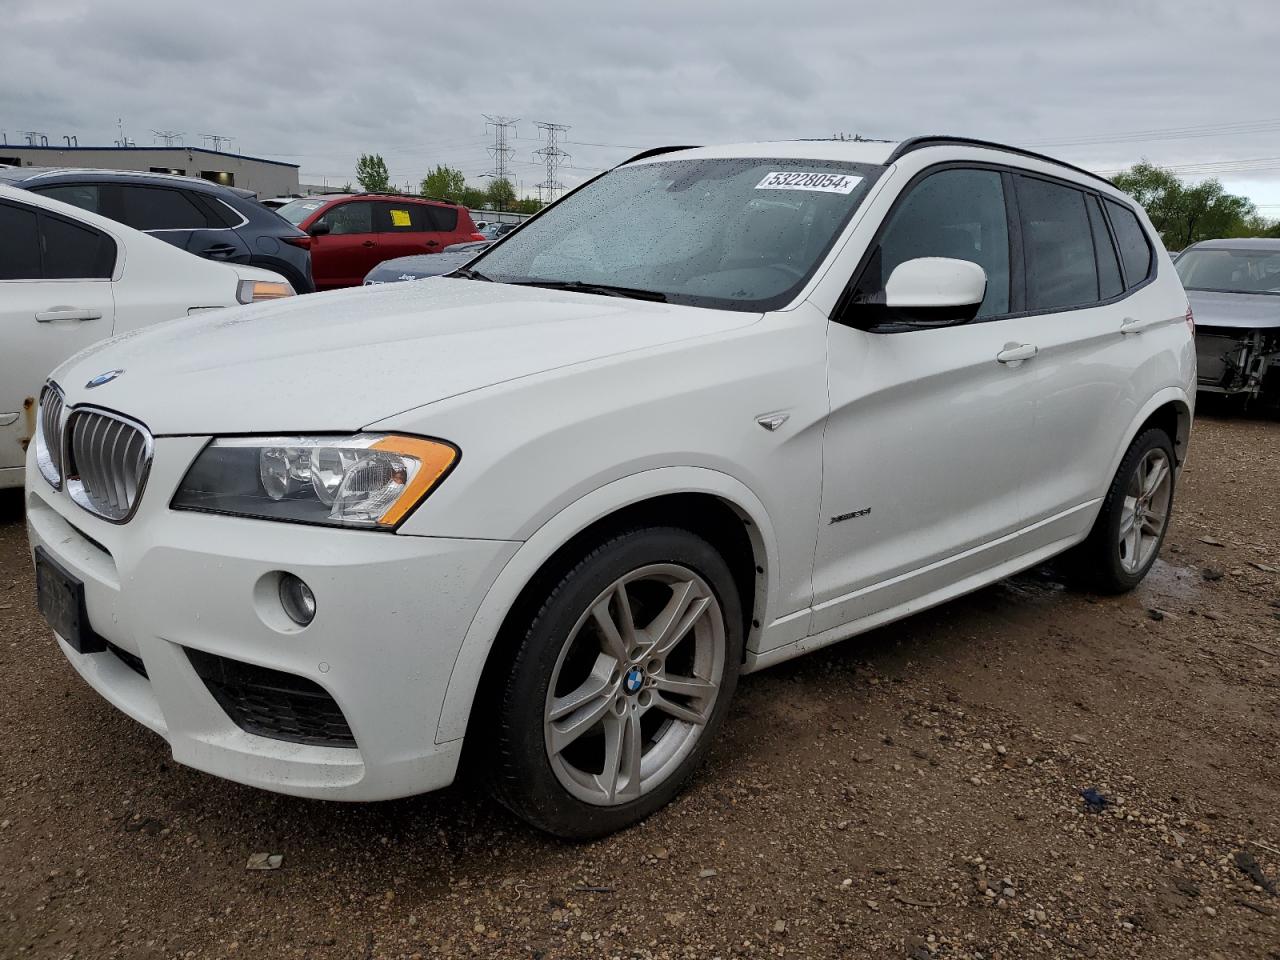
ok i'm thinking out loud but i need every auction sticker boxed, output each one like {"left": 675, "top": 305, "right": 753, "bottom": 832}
{"left": 755, "top": 171, "right": 861, "bottom": 193}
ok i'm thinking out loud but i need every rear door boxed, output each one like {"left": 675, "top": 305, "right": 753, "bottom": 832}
{"left": 1013, "top": 176, "right": 1165, "bottom": 540}
{"left": 0, "top": 199, "right": 117, "bottom": 476}
{"left": 308, "top": 200, "right": 380, "bottom": 289}
{"left": 374, "top": 201, "right": 441, "bottom": 261}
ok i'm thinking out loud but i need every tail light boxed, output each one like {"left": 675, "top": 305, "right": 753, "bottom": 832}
{"left": 469, "top": 232, "right": 486, "bottom": 242}
{"left": 1185, "top": 303, "right": 1195, "bottom": 335}
{"left": 282, "top": 234, "right": 312, "bottom": 250}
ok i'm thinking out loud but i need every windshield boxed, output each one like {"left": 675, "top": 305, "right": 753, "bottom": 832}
{"left": 276, "top": 197, "right": 328, "bottom": 225}
{"left": 470, "top": 157, "right": 883, "bottom": 310}
{"left": 1175, "top": 247, "right": 1280, "bottom": 295}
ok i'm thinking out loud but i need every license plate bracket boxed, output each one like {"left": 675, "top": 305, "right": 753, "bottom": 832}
{"left": 34, "top": 546, "right": 105, "bottom": 654}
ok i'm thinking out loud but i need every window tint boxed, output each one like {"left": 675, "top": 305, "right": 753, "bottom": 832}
{"left": 40, "top": 214, "right": 116, "bottom": 279}
{"left": 379, "top": 203, "right": 422, "bottom": 232}
{"left": 317, "top": 201, "right": 374, "bottom": 235}
{"left": 1105, "top": 200, "right": 1153, "bottom": 287}
{"left": 118, "top": 186, "right": 212, "bottom": 230}
{"left": 1087, "top": 196, "right": 1123, "bottom": 300}
{"left": 0, "top": 202, "right": 41, "bottom": 280}
{"left": 34, "top": 184, "right": 102, "bottom": 214}
{"left": 422, "top": 204, "right": 458, "bottom": 231}
{"left": 855, "top": 168, "right": 1010, "bottom": 318}
{"left": 1017, "top": 176, "right": 1098, "bottom": 311}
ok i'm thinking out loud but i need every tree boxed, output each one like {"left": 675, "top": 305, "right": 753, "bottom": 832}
{"left": 513, "top": 197, "right": 545, "bottom": 215}
{"left": 1112, "top": 161, "right": 1274, "bottom": 249}
{"left": 486, "top": 177, "right": 517, "bottom": 210}
{"left": 459, "top": 186, "right": 490, "bottom": 210}
{"left": 421, "top": 164, "right": 467, "bottom": 201}
{"left": 355, "top": 153, "right": 391, "bottom": 193}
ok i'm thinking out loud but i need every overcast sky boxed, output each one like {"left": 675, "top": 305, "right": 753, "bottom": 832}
{"left": 3, "top": 0, "right": 1278, "bottom": 213}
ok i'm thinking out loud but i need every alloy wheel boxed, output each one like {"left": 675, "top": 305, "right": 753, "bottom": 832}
{"left": 1118, "top": 447, "right": 1172, "bottom": 574}
{"left": 543, "top": 564, "right": 726, "bottom": 806}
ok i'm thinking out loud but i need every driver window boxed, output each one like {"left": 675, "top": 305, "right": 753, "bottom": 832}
{"left": 855, "top": 168, "right": 1010, "bottom": 319}
{"left": 316, "top": 202, "right": 374, "bottom": 236}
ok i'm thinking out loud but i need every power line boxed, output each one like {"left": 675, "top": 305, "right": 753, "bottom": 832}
{"left": 1028, "top": 117, "right": 1280, "bottom": 150}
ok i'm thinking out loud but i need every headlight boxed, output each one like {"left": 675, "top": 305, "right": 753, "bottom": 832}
{"left": 237, "top": 279, "right": 294, "bottom": 304}
{"left": 171, "top": 434, "right": 458, "bottom": 529}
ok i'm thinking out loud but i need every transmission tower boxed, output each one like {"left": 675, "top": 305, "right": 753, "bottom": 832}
{"left": 201, "top": 133, "right": 233, "bottom": 152}
{"left": 152, "top": 129, "right": 184, "bottom": 146}
{"left": 483, "top": 115, "right": 519, "bottom": 182}
{"left": 534, "top": 122, "right": 571, "bottom": 203}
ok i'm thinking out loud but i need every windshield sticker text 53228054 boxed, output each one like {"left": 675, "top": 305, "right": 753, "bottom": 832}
{"left": 755, "top": 171, "right": 862, "bottom": 194}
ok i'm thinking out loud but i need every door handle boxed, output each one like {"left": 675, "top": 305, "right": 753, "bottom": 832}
{"left": 424, "top": 240, "right": 440, "bottom": 247}
{"left": 996, "top": 342, "right": 1038, "bottom": 364}
{"left": 1120, "top": 315, "right": 1165, "bottom": 335}
{"left": 202, "top": 244, "right": 238, "bottom": 260}
{"left": 362, "top": 240, "right": 376, "bottom": 248}
{"left": 35, "top": 307, "right": 103, "bottom": 323}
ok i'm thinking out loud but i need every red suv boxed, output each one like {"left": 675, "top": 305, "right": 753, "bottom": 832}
{"left": 277, "top": 194, "right": 483, "bottom": 290}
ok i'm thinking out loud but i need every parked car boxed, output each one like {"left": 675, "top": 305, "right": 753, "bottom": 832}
{"left": 28, "top": 137, "right": 1193, "bottom": 839}
{"left": 478, "top": 221, "right": 519, "bottom": 241}
{"left": 276, "top": 194, "right": 484, "bottom": 290}
{"left": 363, "top": 240, "right": 492, "bottom": 285}
{"left": 0, "top": 184, "right": 291, "bottom": 489}
{"left": 259, "top": 196, "right": 303, "bottom": 210}
{"left": 1174, "top": 238, "right": 1280, "bottom": 404}
{"left": 0, "top": 168, "right": 315, "bottom": 294}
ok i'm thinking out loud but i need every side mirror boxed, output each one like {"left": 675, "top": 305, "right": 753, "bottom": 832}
{"left": 308, "top": 222, "right": 331, "bottom": 237}
{"left": 881, "top": 257, "right": 987, "bottom": 327}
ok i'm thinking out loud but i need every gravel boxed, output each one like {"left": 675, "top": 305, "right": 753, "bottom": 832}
{"left": 0, "top": 412, "right": 1278, "bottom": 959}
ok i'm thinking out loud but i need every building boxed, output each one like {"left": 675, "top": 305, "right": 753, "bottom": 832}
{"left": 0, "top": 144, "right": 300, "bottom": 198}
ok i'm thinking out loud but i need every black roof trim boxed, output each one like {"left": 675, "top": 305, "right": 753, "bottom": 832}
{"left": 887, "top": 136, "right": 1114, "bottom": 188}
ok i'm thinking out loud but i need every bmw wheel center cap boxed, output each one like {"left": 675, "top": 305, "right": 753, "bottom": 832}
{"left": 623, "top": 666, "right": 645, "bottom": 695}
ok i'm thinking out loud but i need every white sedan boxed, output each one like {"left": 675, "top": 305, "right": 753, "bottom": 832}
{"left": 27, "top": 138, "right": 1193, "bottom": 838}
{"left": 0, "top": 184, "right": 292, "bottom": 488}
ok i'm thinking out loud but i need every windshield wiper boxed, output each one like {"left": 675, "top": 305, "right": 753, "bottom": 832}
{"left": 505, "top": 279, "right": 668, "bottom": 302}
{"left": 449, "top": 267, "right": 493, "bottom": 281}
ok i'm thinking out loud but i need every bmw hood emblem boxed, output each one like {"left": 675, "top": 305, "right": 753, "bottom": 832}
{"left": 85, "top": 369, "right": 124, "bottom": 389}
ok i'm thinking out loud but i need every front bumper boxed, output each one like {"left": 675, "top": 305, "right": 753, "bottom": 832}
{"left": 26, "top": 435, "right": 518, "bottom": 801}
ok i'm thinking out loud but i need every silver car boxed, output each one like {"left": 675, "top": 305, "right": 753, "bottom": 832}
{"left": 1175, "top": 238, "right": 1280, "bottom": 404}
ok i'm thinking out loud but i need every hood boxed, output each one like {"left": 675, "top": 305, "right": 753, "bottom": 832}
{"left": 364, "top": 252, "right": 470, "bottom": 283}
{"left": 52, "top": 278, "right": 759, "bottom": 434}
{"left": 1187, "top": 289, "right": 1280, "bottom": 330}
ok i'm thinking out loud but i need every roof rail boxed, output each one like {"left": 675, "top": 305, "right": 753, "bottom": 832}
{"left": 887, "top": 136, "right": 1114, "bottom": 187}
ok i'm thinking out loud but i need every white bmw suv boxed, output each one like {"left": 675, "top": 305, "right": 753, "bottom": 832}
{"left": 27, "top": 137, "right": 1194, "bottom": 838}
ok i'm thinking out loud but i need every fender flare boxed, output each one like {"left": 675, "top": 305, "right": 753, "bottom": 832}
{"left": 1102, "top": 386, "right": 1193, "bottom": 491}
{"left": 434, "top": 466, "right": 778, "bottom": 743}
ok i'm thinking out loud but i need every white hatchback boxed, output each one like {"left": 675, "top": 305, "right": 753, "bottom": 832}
{"left": 27, "top": 138, "right": 1194, "bottom": 838}
{"left": 0, "top": 185, "right": 292, "bottom": 487}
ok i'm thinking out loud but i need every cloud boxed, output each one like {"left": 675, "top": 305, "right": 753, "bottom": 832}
{"left": 2, "top": 0, "right": 1277, "bottom": 204}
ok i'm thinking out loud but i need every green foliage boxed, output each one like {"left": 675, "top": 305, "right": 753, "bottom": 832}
{"left": 421, "top": 164, "right": 467, "bottom": 202}
{"left": 486, "top": 177, "right": 518, "bottom": 210}
{"left": 459, "top": 186, "right": 491, "bottom": 210}
{"left": 355, "top": 153, "right": 391, "bottom": 193}
{"left": 1112, "top": 161, "right": 1276, "bottom": 249}
{"left": 513, "top": 197, "right": 545, "bottom": 215}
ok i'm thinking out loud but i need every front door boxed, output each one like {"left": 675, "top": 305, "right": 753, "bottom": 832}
{"left": 309, "top": 200, "right": 380, "bottom": 289}
{"left": 810, "top": 166, "right": 1039, "bottom": 635}
{"left": 0, "top": 199, "right": 117, "bottom": 477}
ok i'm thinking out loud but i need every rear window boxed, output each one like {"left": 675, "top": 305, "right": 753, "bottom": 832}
{"left": 41, "top": 214, "right": 116, "bottom": 279}
{"left": 118, "top": 186, "right": 213, "bottom": 230}
{"left": 276, "top": 197, "right": 327, "bottom": 225}
{"left": 1017, "top": 176, "right": 1098, "bottom": 311}
{"left": 0, "top": 201, "right": 41, "bottom": 279}
{"left": 1104, "top": 200, "right": 1154, "bottom": 288}
{"left": 422, "top": 204, "right": 458, "bottom": 232}
{"left": 33, "top": 183, "right": 103, "bottom": 215}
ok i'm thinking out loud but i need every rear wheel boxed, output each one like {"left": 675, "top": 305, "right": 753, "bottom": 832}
{"left": 489, "top": 527, "right": 743, "bottom": 839}
{"left": 1065, "top": 427, "right": 1176, "bottom": 593}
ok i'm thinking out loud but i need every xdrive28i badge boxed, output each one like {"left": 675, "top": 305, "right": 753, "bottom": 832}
{"left": 85, "top": 369, "right": 124, "bottom": 389}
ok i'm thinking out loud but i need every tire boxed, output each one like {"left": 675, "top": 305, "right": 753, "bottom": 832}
{"left": 1065, "top": 427, "right": 1177, "bottom": 594}
{"left": 489, "top": 526, "right": 744, "bottom": 839}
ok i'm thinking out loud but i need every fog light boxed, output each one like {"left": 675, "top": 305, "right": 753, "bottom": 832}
{"left": 279, "top": 574, "right": 316, "bottom": 626}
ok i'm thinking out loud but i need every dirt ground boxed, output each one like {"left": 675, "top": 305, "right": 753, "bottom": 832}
{"left": 1, "top": 412, "right": 1277, "bottom": 960}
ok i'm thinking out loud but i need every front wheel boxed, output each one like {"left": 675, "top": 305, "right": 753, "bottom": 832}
{"left": 1065, "top": 427, "right": 1176, "bottom": 593}
{"left": 489, "top": 527, "right": 743, "bottom": 839}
